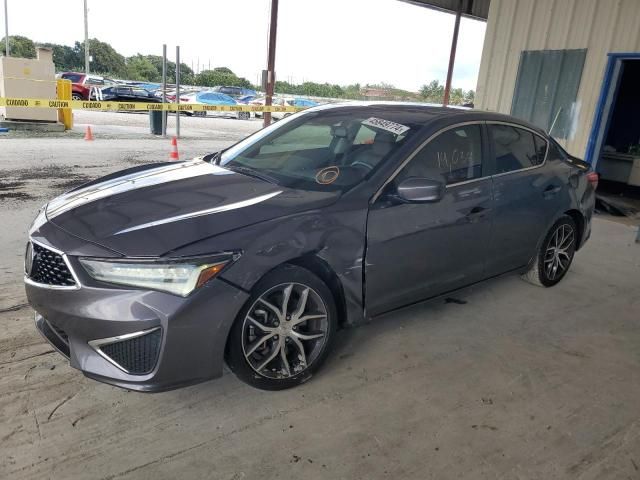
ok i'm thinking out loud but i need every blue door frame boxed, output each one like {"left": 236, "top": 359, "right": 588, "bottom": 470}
{"left": 585, "top": 52, "right": 640, "bottom": 167}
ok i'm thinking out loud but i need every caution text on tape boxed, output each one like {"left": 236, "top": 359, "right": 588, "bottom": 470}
{"left": 0, "top": 97, "right": 304, "bottom": 113}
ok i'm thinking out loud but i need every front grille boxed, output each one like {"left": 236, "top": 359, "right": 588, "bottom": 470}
{"left": 28, "top": 243, "right": 76, "bottom": 287}
{"left": 98, "top": 329, "right": 162, "bottom": 375}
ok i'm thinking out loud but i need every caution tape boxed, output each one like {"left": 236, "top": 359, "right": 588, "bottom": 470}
{"left": 0, "top": 97, "right": 303, "bottom": 113}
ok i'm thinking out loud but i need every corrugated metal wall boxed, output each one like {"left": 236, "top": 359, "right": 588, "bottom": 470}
{"left": 475, "top": 0, "right": 640, "bottom": 157}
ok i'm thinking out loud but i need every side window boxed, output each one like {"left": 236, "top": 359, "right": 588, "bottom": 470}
{"left": 490, "top": 125, "right": 539, "bottom": 174}
{"left": 399, "top": 125, "right": 483, "bottom": 185}
{"left": 546, "top": 140, "right": 567, "bottom": 162}
{"left": 534, "top": 135, "right": 548, "bottom": 165}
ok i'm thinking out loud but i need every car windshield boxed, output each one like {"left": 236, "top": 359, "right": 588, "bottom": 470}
{"left": 219, "top": 107, "right": 423, "bottom": 191}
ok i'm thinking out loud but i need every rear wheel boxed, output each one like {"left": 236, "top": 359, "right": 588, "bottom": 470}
{"left": 522, "top": 215, "right": 577, "bottom": 287}
{"left": 227, "top": 265, "right": 337, "bottom": 390}
{"left": 72, "top": 93, "right": 83, "bottom": 101}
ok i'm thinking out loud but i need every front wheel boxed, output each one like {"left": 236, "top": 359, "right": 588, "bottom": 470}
{"left": 227, "top": 265, "right": 337, "bottom": 390}
{"left": 522, "top": 215, "right": 577, "bottom": 287}
{"left": 72, "top": 93, "right": 83, "bottom": 101}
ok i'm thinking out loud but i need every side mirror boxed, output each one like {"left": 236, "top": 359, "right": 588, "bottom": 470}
{"left": 396, "top": 177, "right": 444, "bottom": 203}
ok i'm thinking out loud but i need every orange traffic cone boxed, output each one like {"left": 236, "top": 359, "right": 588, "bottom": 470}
{"left": 84, "top": 125, "right": 94, "bottom": 141}
{"left": 169, "top": 136, "right": 180, "bottom": 160}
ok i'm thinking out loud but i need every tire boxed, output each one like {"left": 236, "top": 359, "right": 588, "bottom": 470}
{"left": 72, "top": 93, "right": 83, "bottom": 101}
{"left": 522, "top": 215, "right": 577, "bottom": 287}
{"left": 227, "top": 264, "right": 337, "bottom": 390}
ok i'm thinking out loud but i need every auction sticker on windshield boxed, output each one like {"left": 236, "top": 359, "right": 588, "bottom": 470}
{"left": 362, "top": 117, "right": 410, "bottom": 135}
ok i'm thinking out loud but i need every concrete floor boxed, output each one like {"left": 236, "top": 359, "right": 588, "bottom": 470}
{"left": 1, "top": 117, "right": 640, "bottom": 479}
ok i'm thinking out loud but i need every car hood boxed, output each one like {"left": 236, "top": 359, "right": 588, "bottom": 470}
{"left": 46, "top": 159, "right": 339, "bottom": 257}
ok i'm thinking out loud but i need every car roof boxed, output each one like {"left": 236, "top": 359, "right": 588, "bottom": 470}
{"left": 305, "top": 102, "right": 547, "bottom": 137}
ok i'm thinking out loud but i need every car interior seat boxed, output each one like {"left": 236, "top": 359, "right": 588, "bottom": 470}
{"left": 348, "top": 131, "right": 397, "bottom": 171}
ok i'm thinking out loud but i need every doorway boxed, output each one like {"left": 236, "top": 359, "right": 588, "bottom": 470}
{"left": 586, "top": 54, "right": 640, "bottom": 223}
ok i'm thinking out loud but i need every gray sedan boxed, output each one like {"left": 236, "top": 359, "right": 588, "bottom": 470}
{"left": 24, "top": 103, "right": 596, "bottom": 391}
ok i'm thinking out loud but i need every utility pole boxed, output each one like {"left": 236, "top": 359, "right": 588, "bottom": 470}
{"left": 263, "top": 0, "right": 279, "bottom": 127}
{"left": 83, "top": 0, "right": 90, "bottom": 74}
{"left": 162, "top": 44, "right": 167, "bottom": 137}
{"left": 3, "top": 0, "right": 9, "bottom": 56}
{"left": 443, "top": 0, "right": 462, "bottom": 106}
{"left": 176, "top": 45, "right": 181, "bottom": 138}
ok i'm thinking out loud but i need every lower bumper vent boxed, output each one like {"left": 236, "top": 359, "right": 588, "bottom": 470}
{"left": 92, "top": 328, "right": 161, "bottom": 375}
{"left": 37, "top": 316, "right": 70, "bottom": 358}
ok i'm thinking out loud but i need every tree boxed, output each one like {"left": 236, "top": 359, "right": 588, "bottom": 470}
{"left": 74, "top": 39, "right": 126, "bottom": 77}
{"left": 39, "top": 42, "right": 82, "bottom": 71}
{"left": 419, "top": 80, "right": 444, "bottom": 103}
{"left": 139, "top": 55, "right": 194, "bottom": 84}
{"left": 213, "top": 67, "right": 234, "bottom": 75}
{"left": 1, "top": 35, "right": 36, "bottom": 58}
{"left": 126, "top": 55, "right": 161, "bottom": 82}
{"left": 418, "top": 80, "right": 474, "bottom": 105}
{"left": 195, "top": 69, "right": 252, "bottom": 88}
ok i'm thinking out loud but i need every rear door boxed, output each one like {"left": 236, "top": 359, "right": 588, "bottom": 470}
{"left": 485, "top": 123, "right": 563, "bottom": 275}
{"left": 365, "top": 123, "right": 493, "bottom": 315}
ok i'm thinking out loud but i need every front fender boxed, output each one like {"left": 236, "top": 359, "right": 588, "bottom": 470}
{"left": 170, "top": 201, "right": 369, "bottom": 325}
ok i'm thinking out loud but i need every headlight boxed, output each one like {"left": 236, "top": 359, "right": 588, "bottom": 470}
{"left": 79, "top": 257, "right": 231, "bottom": 297}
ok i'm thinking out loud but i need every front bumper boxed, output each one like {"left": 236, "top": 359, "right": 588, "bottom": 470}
{"left": 27, "top": 278, "right": 249, "bottom": 392}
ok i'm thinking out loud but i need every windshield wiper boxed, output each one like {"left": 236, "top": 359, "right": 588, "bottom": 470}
{"left": 226, "top": 164, "right": 278, "bottom": 184}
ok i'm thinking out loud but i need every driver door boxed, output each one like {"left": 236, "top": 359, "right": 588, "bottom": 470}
{"left": 365, "top": 123, "right": 493, "bottom": 316}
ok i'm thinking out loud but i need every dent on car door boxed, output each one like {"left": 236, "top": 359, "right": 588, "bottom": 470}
{"left": 365, "top": 123, "right": 493, "bottom": 316}
{"left": 485, "top": 124, "right": 565, "bottom": 276}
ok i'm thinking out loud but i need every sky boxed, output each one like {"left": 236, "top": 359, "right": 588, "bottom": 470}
{"left": 2, "top": 0, "right": 486, "bottom": 92}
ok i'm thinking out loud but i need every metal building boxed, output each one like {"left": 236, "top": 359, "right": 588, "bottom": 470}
{"left": 476, "top": 0, "right": 640, "bottom": 186}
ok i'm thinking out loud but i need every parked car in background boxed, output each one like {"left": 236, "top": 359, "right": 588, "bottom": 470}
{"left": 90, "top": 86, "right": 163, "bottom": 109}
{"left": 250, "top": 97, "right": 314, "bottom": 120}
{"left": 237, "top": 94, "right": 258, "bottom": 104}
{"left": 179, "top": 91, "right": 251, "bottom": 119}
{"left": 211, "top": 86, "right": 257, "bottom": 99}
{"left": 59, "top": 72, "right": 116, "bottom": 100}
{"left": 25, "top": 103, "right": 596, "bottom": 392}
{"left": 290, "top": 98, "right": 319, "bottom": 108}
{"left": 250, "top": 96, "right": 288, "bottom": 119}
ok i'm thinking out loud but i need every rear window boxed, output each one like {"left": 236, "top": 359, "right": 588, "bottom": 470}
{"left": 490, "top": 125, "right": 540, "bottom": 174}
{"left": 534, "top": 135, "right": 548, "bottom": 164}
{"left": 61, "top": 73, "right": 83, "bottom": 83}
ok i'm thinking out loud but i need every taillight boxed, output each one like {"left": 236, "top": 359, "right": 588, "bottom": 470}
{"left": 180, "top": 97, "right": 190, "bottom": 102}
{"left": 586, "top": 171, "right": 599, "bottom": 190}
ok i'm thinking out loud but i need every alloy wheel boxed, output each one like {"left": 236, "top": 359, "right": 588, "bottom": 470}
{"left": 544, "top": 224, "right": 574, "bottom": 281}
{"left": 241, "top": 283, "right": 329, "bottom": 379}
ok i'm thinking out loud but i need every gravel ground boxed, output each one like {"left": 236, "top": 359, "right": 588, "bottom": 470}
{"left": 73, "top": 109, "right": 262, "bottom": 138}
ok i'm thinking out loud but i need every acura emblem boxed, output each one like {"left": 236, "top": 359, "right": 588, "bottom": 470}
{"left": 25, "top": 242, "right": 34, "bottom": 276}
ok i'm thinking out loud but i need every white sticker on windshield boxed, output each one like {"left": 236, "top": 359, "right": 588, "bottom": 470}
{"left": 362, "top": 117, "right": 410, "bottom": 136}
